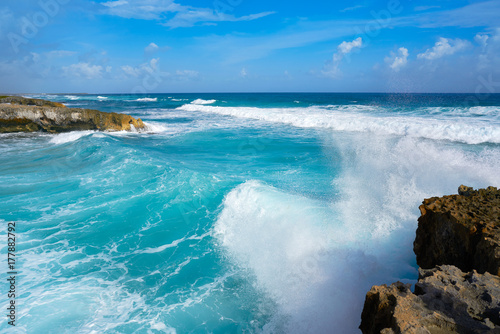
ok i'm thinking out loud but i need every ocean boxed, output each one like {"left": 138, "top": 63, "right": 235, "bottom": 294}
{"left": 1, "top": 93, "right": 499, "bottom": 333}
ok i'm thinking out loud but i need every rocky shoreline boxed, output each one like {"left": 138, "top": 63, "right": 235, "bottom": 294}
{"left": 0, "top": 96, "right": 145, "bottom": 133}
{"left": 360, "top": 186, "right": 500, "bottom": 333}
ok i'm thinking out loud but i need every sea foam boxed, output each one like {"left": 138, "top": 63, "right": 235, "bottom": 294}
{"left": 49, "top": 131, "right": 95, "bottom": 144}
{"left": 136, "top": 97, "right": 158, "bottom": 102}
{"left": 214, "top": 133, "right": 500, "bottom": 333}
{"left": 178, "top": 104, "right": 500, "bottom": 144}
{"left": 191, "top": 99, "right": 216, "bottom": 105}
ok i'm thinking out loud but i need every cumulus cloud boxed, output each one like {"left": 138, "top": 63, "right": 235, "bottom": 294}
{"left": 386, "top": 47, "right": 409, "bottom": 72}
{"left": 63, "top": 62, "right": 104, "bottom": 79}
{"left": 335, "top": 37, "right": 363, "bottom": 61}
{"left": 473, "top": 29, "right": 500, "bottom": 70}
{"left": 417, "top": 37, "right": 469, "bottom": 60}
{"left": 474, "top": 34, "right": 489, "bottom": 48}
{"left": 121, "top": 65, "right": 140, "bottom": 77}
{"left": 121, "top": 58, "right": 170, "bottom": 80}
{"left": 145, "top": 42, "right": 159, "bottom": 53}
{"left": 322, "top": 37, "right": 363, "bottom": 78}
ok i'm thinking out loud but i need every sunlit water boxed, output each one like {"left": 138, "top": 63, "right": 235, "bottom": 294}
{"left": 1, "top": 93, "right": 499, "bottom": 333}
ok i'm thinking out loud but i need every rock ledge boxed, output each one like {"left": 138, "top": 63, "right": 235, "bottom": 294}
{"left": 0, "top": 96, "right": 145, "bottom": 133}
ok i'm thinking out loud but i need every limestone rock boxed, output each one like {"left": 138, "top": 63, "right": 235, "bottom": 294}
{"left": 361, "top": 186, "right": 500, "bottom": 334}
{"left": 458, "top": 185, "right": 474, "bottom": 197}
{"left": 414, "top": 186, "right": 500, "bottom": 276}
{"left": 0, "top": 97, "right": 144, "bottom": 133}
{"left": 0, "top": 95, "right": 66, "bottom": 108}
{"left": 360, "top": 265, "right": 500, "bottom": 334}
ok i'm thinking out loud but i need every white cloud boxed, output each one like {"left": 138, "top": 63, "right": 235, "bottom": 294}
{"left": 417, "top": 37, "right": 469, "bottom": 60}
{"left": 102, "top": 0, "right": 129, "bottom": 8}
{"left": 240, "top": 67, "right": 247, "bottom": 78}
{"left": 0, "top": 49, "right": 77, "bottom": 80}
{"left": 474, "top": 29, "right": 500, "bottom": 70}
{"left": 474, "top": 34, "right": 489, "bottom": 48}
{"left": 145, "top": 42, "right": 159, "bottom": 53}
{"left": 336, "top": 37, "right": 363, "bottom": 59}
{"left": 340, "top": 5, "right": 364, "bottom": 13}
{"left": 163, "top": 9, "right": 274, "bottom": 28}
{"left": 101, "top": 0, "right": 182, "bottom": 20}
{"left": 47, "top": 50, "right": 77, "bottom": 58}
{"left": 100, "top": 0, "right": 274, "bottom": 28}
{"left": 121, "top": 65, "right": 141, "bottom": 77}
{"left": 323, "top": 37, "right": 363, "bottom": 78}
{"left": 121, "top": 58, "right": 169, "bottom": 79}
{"left": 386, "top": 47, "right": 409, "bottom": 72}
{"left": 392, "top": 1, "right": 500, "bottom": 29}
{"left": 149, "top": 58, "right": 159, "bottom": 70}
{"left": 63, "top": 62, "right": 104, "bottom": 79}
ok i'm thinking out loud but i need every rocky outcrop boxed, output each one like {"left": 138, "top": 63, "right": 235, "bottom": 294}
{"left": 414, "top": 186, "right": 500, "bottom": 276}
{"left": 360, "top": 186, "right": 500, "bottom": 334}
{"left": 0, "top": 96, "right": 145, "bottom": 133}
{"left": 360, "top": 266, "right": 500, "bottom": 334}
{"left": 0, "top": 95, "right": 66, "bottom": 108}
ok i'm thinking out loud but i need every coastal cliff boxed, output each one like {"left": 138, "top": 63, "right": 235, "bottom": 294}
{"left": 0, "top": 96, "right": 145, "bottom": 133}
{"left": 360, "top": 186, "right": 500, "bottom": 334}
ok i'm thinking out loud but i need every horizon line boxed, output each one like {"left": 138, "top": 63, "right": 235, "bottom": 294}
{"left": 3, "top": 92, "right": 500, "bottom": 95}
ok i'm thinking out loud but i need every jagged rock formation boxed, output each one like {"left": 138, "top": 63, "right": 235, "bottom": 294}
{"left": 0, "top": 96, "right": 145, "bottom": 133}
{"left": 360, "top": 266, "right": 500, "bottom": 334}
{"left": 360, "top": 186, "right": 500, "bottom": 334}
{"left": 414, "top": 186, "right": 500, "bottom": 276}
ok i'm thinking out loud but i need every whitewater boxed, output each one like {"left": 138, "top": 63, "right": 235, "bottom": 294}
{"left": 1, "top": 93, "right": 499, "bottom": 333}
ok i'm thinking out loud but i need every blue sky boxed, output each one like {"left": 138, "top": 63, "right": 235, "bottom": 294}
{"left": 0, "top": 0, "right": 499, "bottom": 93}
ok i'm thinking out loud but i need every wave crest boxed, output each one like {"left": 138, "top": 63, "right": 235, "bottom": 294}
{"left": 191, "top": 99, "right": 216, "bottom": 105}
{"left": 135, "top": 97, "right": 158, "bottom": 102}
{"left": 177, "top": 104, "right": 500, "bottom": 144}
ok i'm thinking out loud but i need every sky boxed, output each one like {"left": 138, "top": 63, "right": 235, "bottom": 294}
{"left": 0, "top": 0, "right": 499, "bottom": 93}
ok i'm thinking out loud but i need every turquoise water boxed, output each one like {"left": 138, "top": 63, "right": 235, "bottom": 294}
{"left": 1, "top": 93, "right": 500, "bottom": 333}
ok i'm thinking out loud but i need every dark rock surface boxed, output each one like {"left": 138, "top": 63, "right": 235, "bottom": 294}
{"left": 360, "top": 186, "right": 500, "bottom": 334}
{"left": 414, "top": 186, "right": 500, "bottom": 276}
{"left": 0, "top": 96, "right": 145, "bottom": 133}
